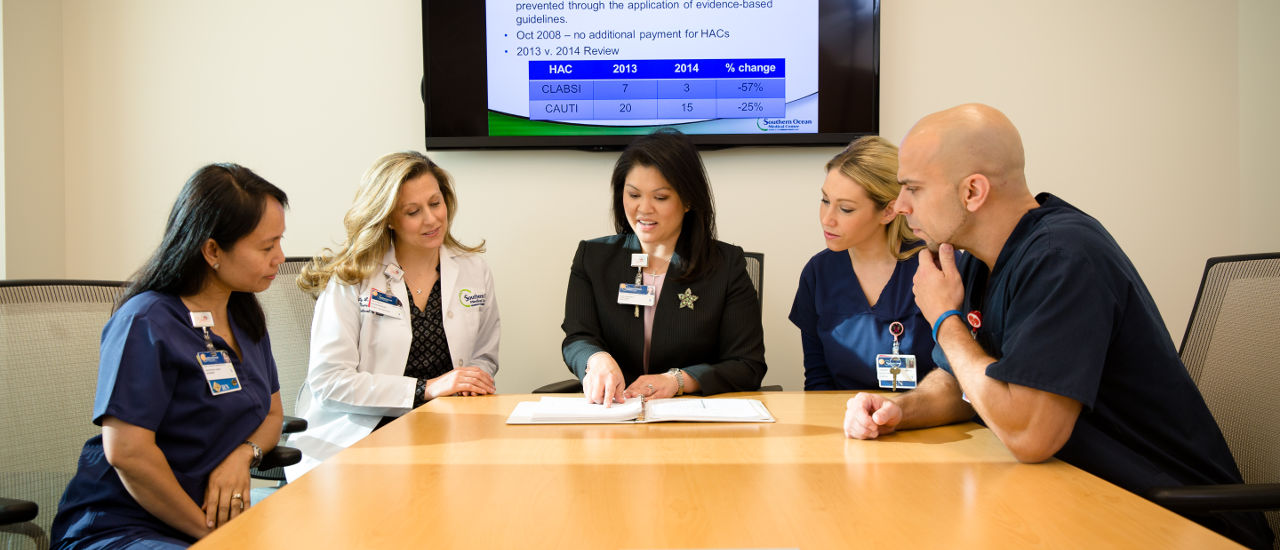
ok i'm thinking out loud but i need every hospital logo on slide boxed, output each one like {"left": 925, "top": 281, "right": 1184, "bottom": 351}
{"left": 756, "top": 117, "right": 813, "bottom": 132}
{"left": 459, "top": 289, "right": 487, "bottom": 308}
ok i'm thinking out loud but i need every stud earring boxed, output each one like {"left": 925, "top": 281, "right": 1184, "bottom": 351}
{"left": 213, "top": 263, "right": 220, "bottom": 270}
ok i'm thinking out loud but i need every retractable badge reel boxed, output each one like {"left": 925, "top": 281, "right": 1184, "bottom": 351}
{"left": 967, "top": 310, "right": 982, "bottom": 338}
{"left": 617, "top": 253, "right": 656, "bottom": 317}
{"left": 875, "top": 321, "right": 918, "bottom": 390}
{"left": 190, "top": 312, "right": 241, "bottom": 396}
{"left": 958, "top": 310, "right": 982, "bottom": 404}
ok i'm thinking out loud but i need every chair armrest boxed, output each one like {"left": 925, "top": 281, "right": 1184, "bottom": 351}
{"left": 533, "top": 379, "right": 583, "bottom": 394}
{"left": 281, "top": 415, "right": 307, "bottom": 434}
{"left": 1148, "top": 483, "right": 1280, "bottom": 513}
{"left": 258, "top": 445, "right": 302, "bottom": 471}
{"left": 250, "top": 464, "right": 285, "bottom": 483}
{"left": 0, "top": 497, "right": 38, "bottom": 525}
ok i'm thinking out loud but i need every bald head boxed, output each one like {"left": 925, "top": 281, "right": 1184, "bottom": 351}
{"left": 894, "top": 104, "right": 1039, "bottom": 266}
{"left": 902, "top": 103, "right": 1026, "bottom": 192}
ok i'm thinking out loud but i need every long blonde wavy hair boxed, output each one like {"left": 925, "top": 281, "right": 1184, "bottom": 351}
{"left": 297, "top": 151, "right": 484, "bottom": 294}
{"left": 826, "top": 136, "right": 924, "bottom": 261}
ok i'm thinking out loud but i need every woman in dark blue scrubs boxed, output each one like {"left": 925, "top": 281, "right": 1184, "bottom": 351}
{"left": 789, "top": 136, "right": 936, "bottom": 390}
{"left": 50, "top": 164, "right": 288, "bottom": 549}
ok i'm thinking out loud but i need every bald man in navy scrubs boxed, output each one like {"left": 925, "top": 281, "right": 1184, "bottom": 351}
{"left": 843, "top": 103, "right": 1272, "bottom": 549}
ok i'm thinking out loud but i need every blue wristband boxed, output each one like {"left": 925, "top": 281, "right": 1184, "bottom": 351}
{"left": 932, "top": 309, "right": 962, "bottom": 342}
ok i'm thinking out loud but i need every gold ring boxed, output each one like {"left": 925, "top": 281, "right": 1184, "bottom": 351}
{"left": 231, "top": 493, "right": 243, "bottom": 500}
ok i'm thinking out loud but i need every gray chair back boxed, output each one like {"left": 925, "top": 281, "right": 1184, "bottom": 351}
{"left": 256, "top": 258, "right": 316, "bottom": 417}
{"left": 742, "top": 251, "right": 779, "bottom": 390}
{"left": 246, "top": 258, "right": 317, "bottom": 487}
{"left": 0, "top": 280, "right": 126, "bottom": 550}
{"left": 1178, "top": 253, "right": 1280, "bottom": 546}
{"left": 743, "top": 251, "right": 764, "bottom": 305}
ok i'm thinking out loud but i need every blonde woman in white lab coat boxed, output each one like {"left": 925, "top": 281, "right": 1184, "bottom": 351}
{"left": 286, "top": 151, "right": 499, "bottom": 480}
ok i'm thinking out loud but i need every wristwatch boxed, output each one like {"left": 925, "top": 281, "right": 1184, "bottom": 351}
{"left": 243, "top": 440, "right": 263, "bottom": 468}
{"left": 666, "top": 368, "right": 685, "bottom": 396}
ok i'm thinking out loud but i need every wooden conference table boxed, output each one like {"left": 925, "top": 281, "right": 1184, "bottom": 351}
{"left": 195, "top": 391, "right": 1240, "bottom": 549}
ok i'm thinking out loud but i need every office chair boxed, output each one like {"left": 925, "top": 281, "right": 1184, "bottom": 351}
{"left": 0, "top": 280, "right": 302, "bottom": 549}
{"left": 742, "top": 252, "right": 782, "bottom": 391}
{"left": 0, "top": 496, "right": 40, "bottom": 547}
{"left": 743, "top": 251, "right": 764, "bottom": 310}
{"left": 249, "top": 257, "right": 317, "bottom": 498}
{"left": 1146, "top": 253, "right": 1280, "bottom": 548}
{"left": 534, "top": 251, "right": 780, "bottom": 393}
{"left": 0, "top": 280, "right": 126, "bottom": 549}
{"left": 0, "top": 498, "right": 38, "bottom": 525}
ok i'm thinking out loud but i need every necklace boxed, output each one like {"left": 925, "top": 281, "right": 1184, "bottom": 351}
{"left": 408, "top": 277, "right": 427, "bottom": 295}
{"left": 406, "top": 272, "right": 435, "bottom": 295}
{"left": 397, "top": 252, "right": 439, "bottom": 297}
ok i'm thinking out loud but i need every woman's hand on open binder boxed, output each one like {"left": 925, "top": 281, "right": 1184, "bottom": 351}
{"left": 583, "top": 353, "right": 627, "bottom": 407}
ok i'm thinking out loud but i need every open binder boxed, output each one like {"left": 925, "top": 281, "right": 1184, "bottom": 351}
{"left": 506, "top": 396, "right": 775, "bottom": 424}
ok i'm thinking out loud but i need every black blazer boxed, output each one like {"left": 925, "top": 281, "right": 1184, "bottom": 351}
{"left": 561, "top": 234, "right": 767, "bottom": 394}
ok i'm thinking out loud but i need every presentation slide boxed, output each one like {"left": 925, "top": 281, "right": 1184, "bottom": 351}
{"left": 485, "top": 1, "right": 818, "bottom": 136}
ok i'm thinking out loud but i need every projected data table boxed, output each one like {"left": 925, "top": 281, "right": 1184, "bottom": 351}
{"left": 528, "top": 58, "right": 785, "bottom": 121}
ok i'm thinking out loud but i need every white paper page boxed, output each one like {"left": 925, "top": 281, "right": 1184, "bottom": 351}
{"left": 528, "top": 396, "right": 644, "bottom": 423}
{"left": 644, "top": 398, "right": 770, "bottom": 422}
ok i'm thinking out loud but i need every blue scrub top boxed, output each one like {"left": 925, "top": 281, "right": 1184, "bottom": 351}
{"left": 935, "top": 194, "right": 1272, "bottom": 549}
{"left": 50, "top": 291, "right": 279, "bottom": 547}
{"left": 789, "top": 248, "right": 936, "bottom": 390}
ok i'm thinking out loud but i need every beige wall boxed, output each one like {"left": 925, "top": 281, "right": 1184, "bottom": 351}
{"left": 2, "top": 0, "right": 1276, "bottom": 392}
{"left": 2, "top": 0, "right": 64, "bottom": 278}
{"left": 1239, "top": 0, "right": 1280, "bottom": 250}
{"left": 0, "top": 3, "right": 5, "bottom": 278}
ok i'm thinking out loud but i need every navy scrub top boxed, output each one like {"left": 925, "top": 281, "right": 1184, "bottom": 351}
{"left": 935, "top": 193, "right": 1272, "bottom": 549}
{"left": 50, "top": 291, "right": 279, "bottom": 547}
{"left": 789, "top": 248, "right": 936, "bottom": 390}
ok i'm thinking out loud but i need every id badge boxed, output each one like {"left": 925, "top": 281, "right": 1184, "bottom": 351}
{"left": 617, "top": 283, "right": 656, "bottom": 307}
{"left": 198, "top": 350, "right": 242, "bottom": 396}
{"left": 875, "top": 354, "right": 918, "bottom": 390}
{"left": 367, "top": 288, "right": 404, "bottom": 319}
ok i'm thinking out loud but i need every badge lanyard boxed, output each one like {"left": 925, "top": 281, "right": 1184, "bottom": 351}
{"left": 364, "top": 265, "right": 405, "bottom": 319}
{"left": 875, "top": 321, "right": 918, "bottom": 391}
{"left": 633, "top": 254, "right": 643, "bottom": 318}
{"left": 617, "top": 253, "right": 656, "bottom": 317}
{"left": 190, "top": 312, "right": 242, "bottom": 396}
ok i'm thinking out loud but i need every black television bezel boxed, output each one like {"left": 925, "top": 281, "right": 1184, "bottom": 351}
{"left": 422, "top": 0, "right": 879, "bottom": 151}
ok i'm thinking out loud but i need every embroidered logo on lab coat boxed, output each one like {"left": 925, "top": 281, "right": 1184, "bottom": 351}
{"left": 459, "top": 289, "right": 487, "bottom": 308}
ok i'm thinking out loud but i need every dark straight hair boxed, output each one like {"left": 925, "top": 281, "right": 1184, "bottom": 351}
{"left": 121, "top": 163, "right": 288, "bottom": 342}
{"left": 610, "top": 128, "right": 719, "bottom": 283}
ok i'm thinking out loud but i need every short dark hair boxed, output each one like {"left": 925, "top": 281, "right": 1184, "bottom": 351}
{"left": 121, "top": 163, "right": 288, "bottom": 342}
{"left": 611, "top": 128, "right": 719, "bottom": 282}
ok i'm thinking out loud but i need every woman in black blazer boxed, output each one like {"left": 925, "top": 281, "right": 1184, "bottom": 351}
{"left": 562, "top": 129, "right": 767, "bottom": 404}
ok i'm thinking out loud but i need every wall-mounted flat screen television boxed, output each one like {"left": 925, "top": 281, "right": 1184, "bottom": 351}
{"left": 423, "top": 0, "right": 879, "bottom": 149}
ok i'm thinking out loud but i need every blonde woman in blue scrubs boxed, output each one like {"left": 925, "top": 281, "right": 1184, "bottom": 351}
{"left": 789, "top": 136, "right": 936, "bottom": 389}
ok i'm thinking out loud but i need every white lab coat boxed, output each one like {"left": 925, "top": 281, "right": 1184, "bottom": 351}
{"left": 285, "top": 245, "right": 499, "bottom": 480}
